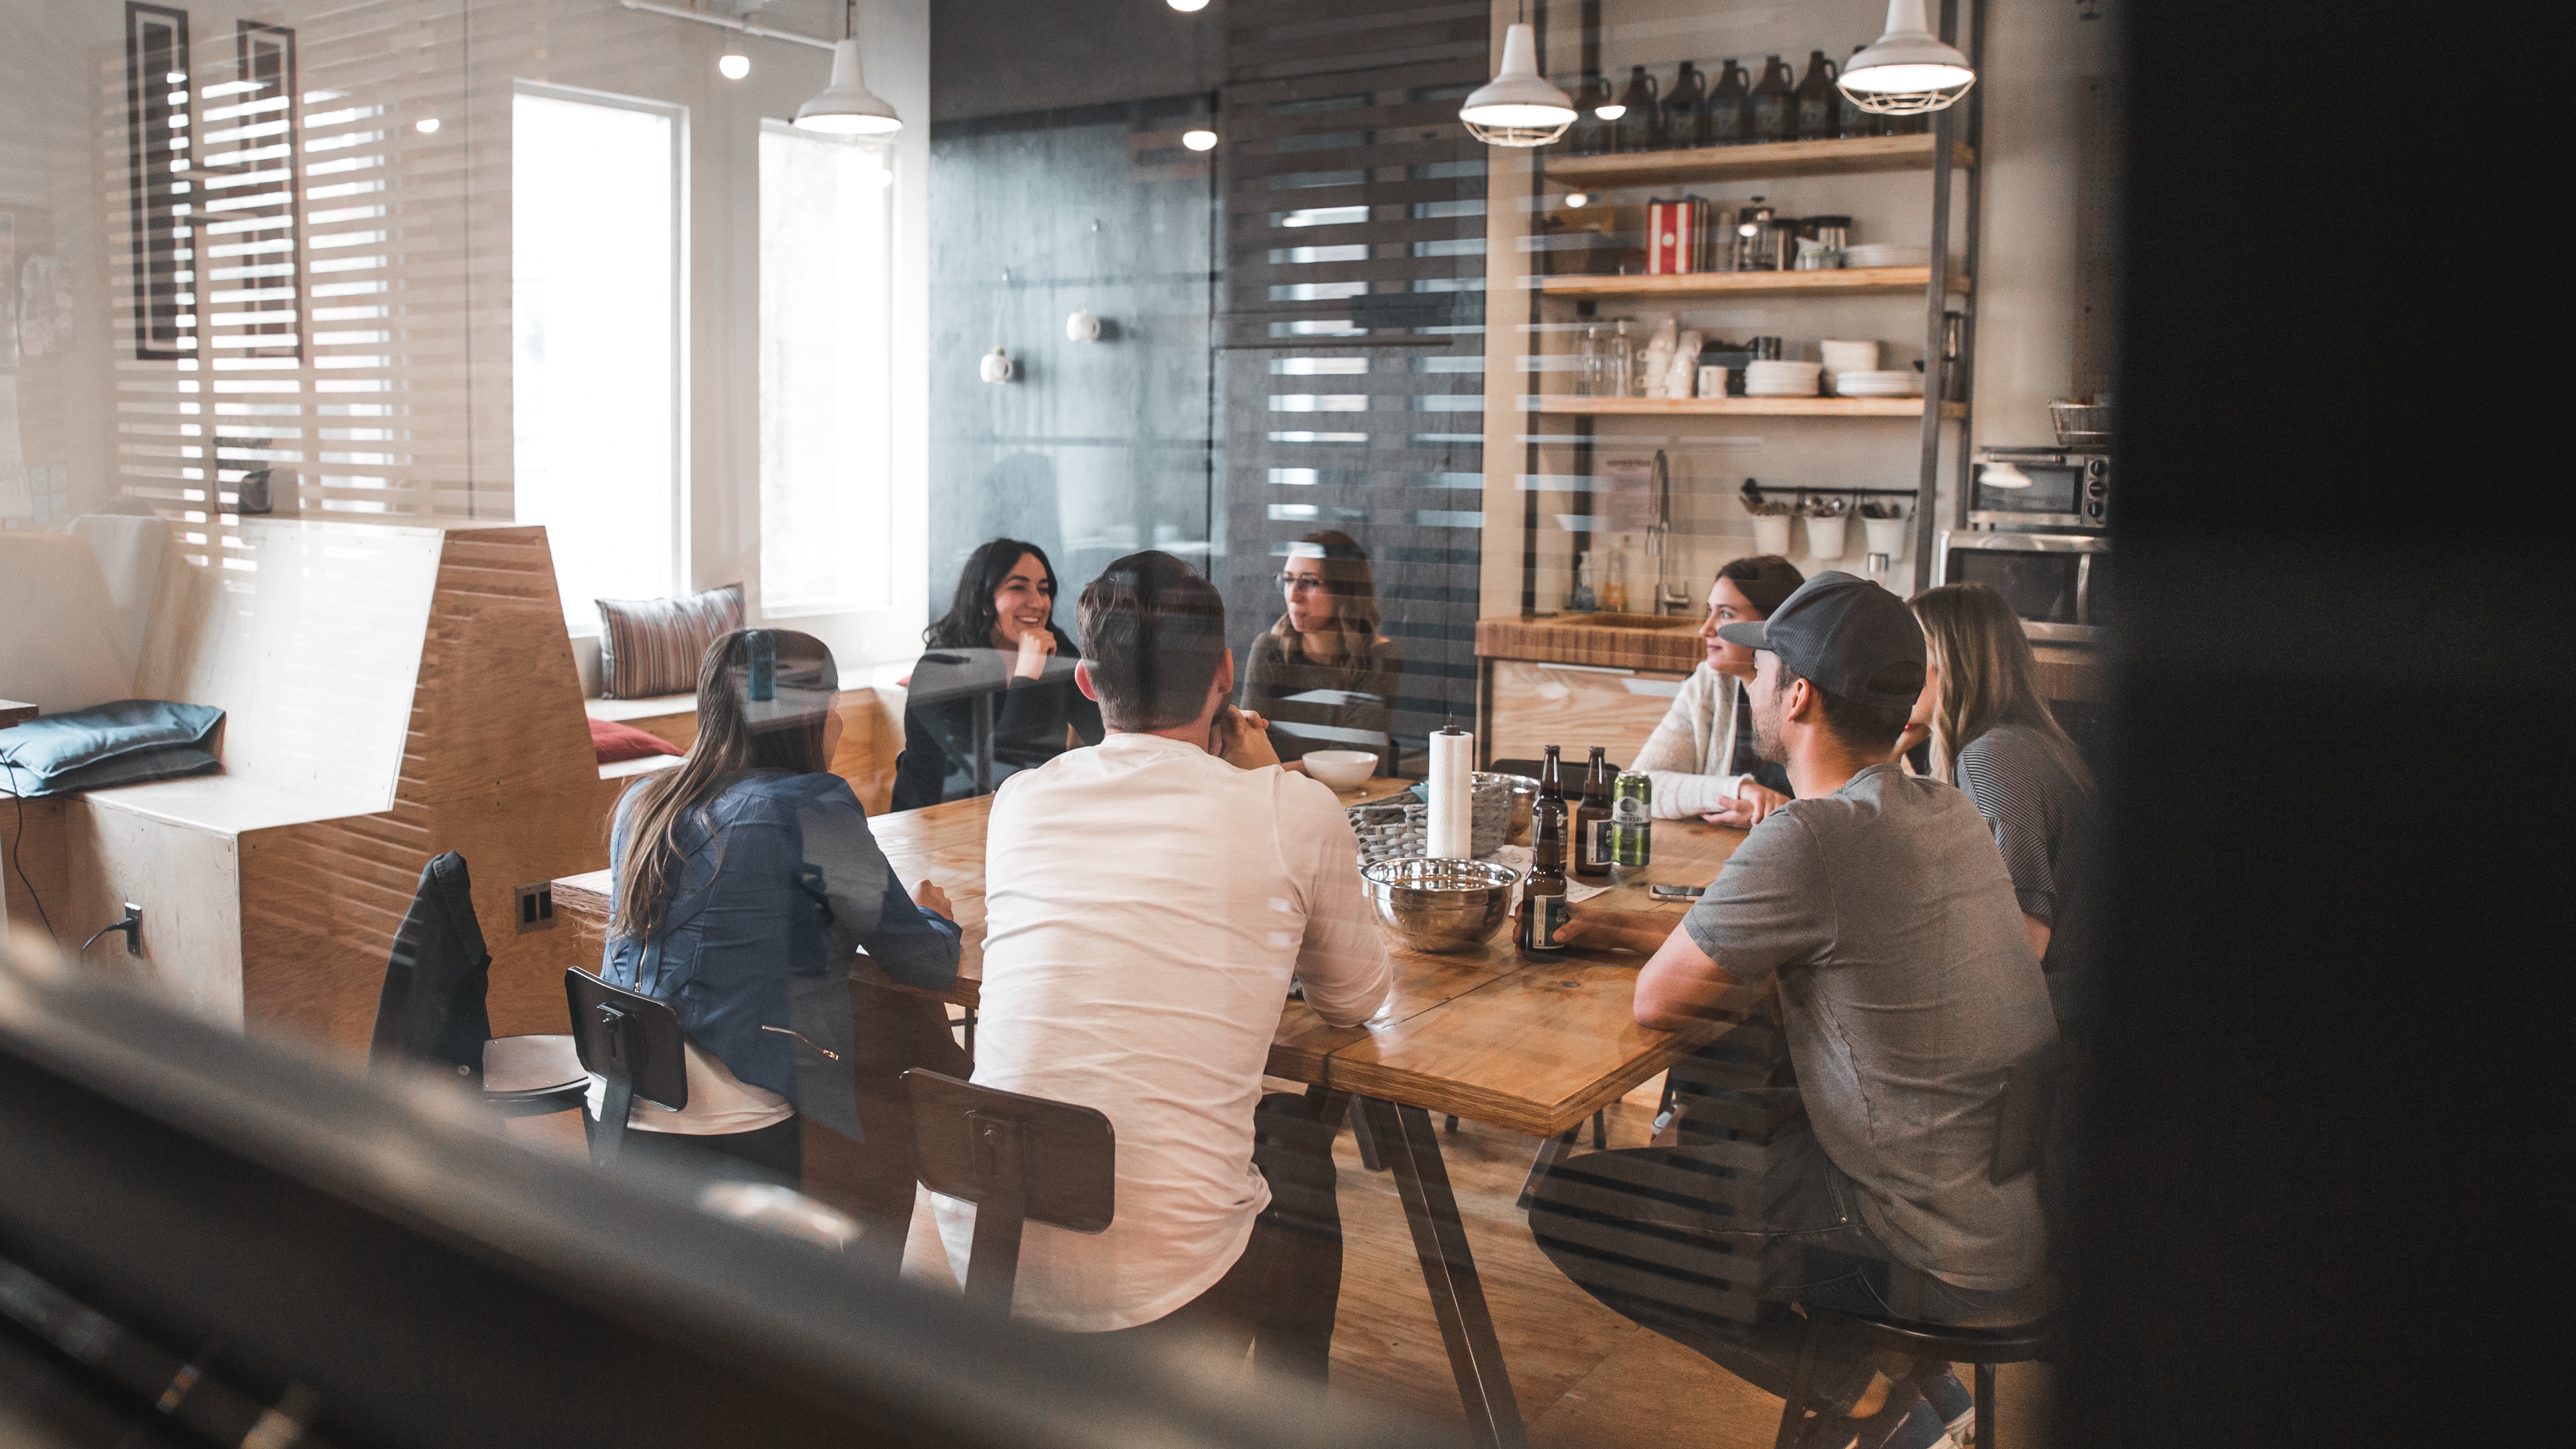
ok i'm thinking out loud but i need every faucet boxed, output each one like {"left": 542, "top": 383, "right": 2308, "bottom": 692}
{"left": 1645, "top": 449, "right": 1692, "bottom": 617}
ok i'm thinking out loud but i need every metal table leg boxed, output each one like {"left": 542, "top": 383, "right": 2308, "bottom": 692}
{"left": 1358, "top": 1096, "right": 1528, "bottom": 1449}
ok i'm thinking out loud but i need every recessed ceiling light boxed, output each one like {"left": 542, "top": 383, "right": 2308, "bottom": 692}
{"left": 1182, "top": 128, "right": 1218, "bottom": 152}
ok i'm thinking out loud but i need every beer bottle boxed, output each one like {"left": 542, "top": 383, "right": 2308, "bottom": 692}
{"left": 1520, "top": 794, "right": 1570, "bottom": 954}
{"left": 1573, "top": 746, "right": 1613, "bottom": 878}
{"left": 1537, "top": 743, "right": 1565, "bottom": 813}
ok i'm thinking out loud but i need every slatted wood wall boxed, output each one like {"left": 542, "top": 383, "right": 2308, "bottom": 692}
{"left": 1217, "top": 1, "right": 1493, "bottom": 756}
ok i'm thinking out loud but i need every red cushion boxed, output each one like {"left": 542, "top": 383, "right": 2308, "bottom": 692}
{"left": 589, "top": 716, "right": 681, "bottom": 764}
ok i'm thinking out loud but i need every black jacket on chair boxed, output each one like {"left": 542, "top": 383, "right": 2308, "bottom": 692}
{"left": 368, "top": 851, "right": 494, "bottom": 1086}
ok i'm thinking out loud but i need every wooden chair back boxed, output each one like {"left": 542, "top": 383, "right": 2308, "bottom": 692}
{"left": 902, "top": 1069, "right": 1114, "bottom": 1312}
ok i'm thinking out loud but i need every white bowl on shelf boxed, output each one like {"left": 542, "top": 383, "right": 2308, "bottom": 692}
{"left": 1304, "top": 750, "right": 1380, "bottom": 791}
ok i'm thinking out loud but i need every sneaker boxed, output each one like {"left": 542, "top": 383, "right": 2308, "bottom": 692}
{"left": 1918, "top": 1368, "right": 1975, "bottom": 1446}
{"left": 1875, "top": 1395, "right": 1958, "bottom": 1449}
{"left": 1795, "top": 1390, "right": 1950, "bottom": 1449}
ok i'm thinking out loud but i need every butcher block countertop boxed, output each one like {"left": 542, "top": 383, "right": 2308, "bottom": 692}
{"left": 1474, "top": 612, "right": 1703, "bottom": 673}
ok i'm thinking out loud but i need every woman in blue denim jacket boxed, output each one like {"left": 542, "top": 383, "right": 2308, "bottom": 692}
{"left": 601, "top": 628, "right": 960, "bottom": 1204}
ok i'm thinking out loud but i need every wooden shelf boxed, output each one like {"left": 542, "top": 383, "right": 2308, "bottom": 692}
{"left": 1538, "top": 266, "right": 1966, "bottom": 299}
{"left": 1543, "top": 133, "right": 1975, "bottom": 188}
{"left": 1532, "top": 395, "right": 1964, "bottom": 419}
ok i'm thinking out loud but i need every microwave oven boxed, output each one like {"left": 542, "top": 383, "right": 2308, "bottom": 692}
{"left": 1971, "top": 447, "right": 2111, "bottom": 530}
{"left": 1936, "top": 531, "right": 2114, "bottom": 644}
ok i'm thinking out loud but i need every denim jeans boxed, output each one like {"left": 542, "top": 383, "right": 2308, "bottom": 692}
{"left": 1529, "top": 1127, "right": 2036, "bottom": 1414}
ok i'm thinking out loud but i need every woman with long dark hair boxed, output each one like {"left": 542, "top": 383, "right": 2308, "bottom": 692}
{"left": 1904, "top": 581, "right": 2099, "bottom": 1018}
{"left": 891, "top": 539, "right": 1104, "bottom": 811}
{"left": 602, "top": 628, "right": 960, "bottom": 1212}
{"left": 1629, "top": 554, "right": 1804, "bottom": 824}
{"left": 1240, "top": 530, "right": 1405, "bottom": 768}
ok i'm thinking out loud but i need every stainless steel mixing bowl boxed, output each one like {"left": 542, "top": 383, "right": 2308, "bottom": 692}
{"left": 1359, "top": 856, "right": 1519, "bottom": 954}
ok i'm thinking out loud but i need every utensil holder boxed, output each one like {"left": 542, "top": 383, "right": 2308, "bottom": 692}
{"left": 1862, "top": 516, "right": 1908, "bottom": 558}
{"left": 1803, "top": 515, "right": 1849, "bottom": 559}
{"left": 1750, "top": 515, "right": 1794, "bottom": 555}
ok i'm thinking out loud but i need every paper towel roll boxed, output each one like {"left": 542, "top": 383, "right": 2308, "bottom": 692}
{"left": 1427, "top": 728, "right": 1475, "bottom": 859}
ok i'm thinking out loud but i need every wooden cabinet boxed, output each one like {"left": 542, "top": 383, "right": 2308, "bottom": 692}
{"left": 1481, "top": 659, "right": 1688, "bottom": 770}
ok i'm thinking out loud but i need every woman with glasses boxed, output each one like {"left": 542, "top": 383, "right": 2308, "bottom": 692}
{"left": 892, "top": 538, "right": 1105, "bottom": 812}
{"left": 1241, "top": 531, "right": 1405, "bottom": 772}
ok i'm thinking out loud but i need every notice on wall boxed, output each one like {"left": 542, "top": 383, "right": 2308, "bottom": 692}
{"left": 0, "top": 376, "right": 33, "bottom": 518}
{"left": 1596, "top": 455, "right": 1660, "bottom": 535}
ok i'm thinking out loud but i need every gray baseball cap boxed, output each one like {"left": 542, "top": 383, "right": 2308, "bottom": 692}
{"left": 1714, "top": 571, "right": 1926, "bottom": 708}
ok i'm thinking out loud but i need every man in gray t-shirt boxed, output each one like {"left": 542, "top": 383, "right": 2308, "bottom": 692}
{"left": 1528, "top": 573, "right": 2056, "bottom": 1442}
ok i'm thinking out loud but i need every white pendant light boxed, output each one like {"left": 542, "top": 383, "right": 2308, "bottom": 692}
{"left": 795, "top": 2, "right": 901, "bottom": 135}
{"left": 1838, "top": 0, "right": 1976, "bottom": 115}
{"left": 1460, "top": 21, "right": 1575, "bottom": 148}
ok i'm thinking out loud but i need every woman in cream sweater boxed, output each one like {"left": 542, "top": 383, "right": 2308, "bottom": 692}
{"left": 1629, "top": 555, "right": 1803, "bottom": 824}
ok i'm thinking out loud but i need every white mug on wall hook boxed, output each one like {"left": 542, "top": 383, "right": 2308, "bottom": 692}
{"left": 979, "top": 346, "right": 1015, "bottom": 383}
{"left": 1065, "top": 308, "right": 1102, "bottom": 343}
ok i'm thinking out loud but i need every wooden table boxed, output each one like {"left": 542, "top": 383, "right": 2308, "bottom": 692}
{"left": 554, "top": 780, "right": 1750, "bottom": 1448}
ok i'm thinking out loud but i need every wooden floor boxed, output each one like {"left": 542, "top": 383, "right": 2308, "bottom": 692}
{"left": 892, "top": 1072, "right": 2057, "bottom": 1448}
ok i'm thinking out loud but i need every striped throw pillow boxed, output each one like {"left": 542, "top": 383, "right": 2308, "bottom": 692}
{"left": 595, "top": 583, "right": 743, "bottom": 700}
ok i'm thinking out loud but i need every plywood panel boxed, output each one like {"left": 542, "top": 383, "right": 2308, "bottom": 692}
{"left": 135, "top": 520, "right": 446, "bottom": 815}
{"left": 1485, "top": 659, "right": 1686, "bottom": 771}
{"left": 61, "top": 799, "right": 243, "bottom": 1026}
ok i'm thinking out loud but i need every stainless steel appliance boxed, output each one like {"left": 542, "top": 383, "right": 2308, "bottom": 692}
{"left": 1936, "top": 531, "right": 2114, "bottom": 644}
{"left": 1970, "top": 446, "right": 2112, "bottom": 529}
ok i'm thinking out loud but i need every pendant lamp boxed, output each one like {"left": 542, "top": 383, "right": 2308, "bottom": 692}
{"left": 1460, "top": 21, "right": 1575, "bottom": 147}
{"left": 1836, "top": 0, "right": 1976, "bottom": 115}
{"left": 795, "top": 1, "right": 901, "bottom": 135}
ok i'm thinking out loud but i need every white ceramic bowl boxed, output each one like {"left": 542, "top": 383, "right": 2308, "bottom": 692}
{"left": 1304, "top": 750, "right": 1380, "bottom": 790}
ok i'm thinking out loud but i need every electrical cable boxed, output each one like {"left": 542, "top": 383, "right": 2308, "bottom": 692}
{"left": 80, "top": 917, "right": 132, "bottom": 954}
{"left": 2, "top": 755, "right": 57, "bottom": 941}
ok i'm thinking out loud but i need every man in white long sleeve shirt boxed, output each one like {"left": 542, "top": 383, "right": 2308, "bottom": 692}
{"left": 938, "top": 549, "right": 1391, "bottom": 1381}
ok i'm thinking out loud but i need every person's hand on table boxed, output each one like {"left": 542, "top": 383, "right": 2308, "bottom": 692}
{"left": 1214, "top": 705, "right": 1281, "bottom": 770}
{"left": 1548, "top": 906, "right": 1679, "bottom": 956}
{"left": 912, "top": 879, "right": 953, "bottom": 921}
{"left": 1701, "top": 779, "right": 1787, "bottom": 829}
{"left": 1011, "top": 626, "right": 1057, "bottom": 680}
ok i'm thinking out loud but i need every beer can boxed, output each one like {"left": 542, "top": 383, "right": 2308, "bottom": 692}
{"left": 1611, "top": 770, "right": 1653, "bottom": 867}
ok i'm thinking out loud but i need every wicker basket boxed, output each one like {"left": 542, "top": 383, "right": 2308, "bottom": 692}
{"left": 1347, "top": 773, "right": 1514, "bottom": 866}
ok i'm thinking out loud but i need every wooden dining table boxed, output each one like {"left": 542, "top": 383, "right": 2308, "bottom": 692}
{"left": 552, "top": 777, "right": 1754, "bottom": 1449}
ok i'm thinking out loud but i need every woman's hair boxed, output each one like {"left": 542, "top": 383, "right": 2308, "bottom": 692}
{"left": 925, "top": 537, "right": 1061, "bottom": 649}
{"left": 1908, "top": 583, "right": 2096, "bottom": 797}
{"left": 1716, "top": 554, "right": 1805, "bottom": 616}
{"left": 610, "top": 628, "right": 838, "bottom": 941}
{"left": 1269, "top": 529, "right": 1384, "bottom": 681}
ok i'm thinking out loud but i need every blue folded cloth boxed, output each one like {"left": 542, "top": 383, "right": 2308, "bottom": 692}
{"left": 0, "top": 700, "right": 225, "bottom": 797}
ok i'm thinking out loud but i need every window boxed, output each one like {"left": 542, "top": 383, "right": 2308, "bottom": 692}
{"left": 512, "top": 86, "right": 682, "bottom": 628}
{"left": 758, "top": 121, "right": 894, "bottom": 614}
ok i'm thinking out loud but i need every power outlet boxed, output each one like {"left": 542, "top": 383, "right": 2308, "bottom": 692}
{"left": 514, "top": 881, "right": 556, "bottom": 934}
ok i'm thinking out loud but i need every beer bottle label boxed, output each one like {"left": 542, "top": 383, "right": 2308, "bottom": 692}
{"left": 1524, "top": 893, "right": 1570, "bottom": 952}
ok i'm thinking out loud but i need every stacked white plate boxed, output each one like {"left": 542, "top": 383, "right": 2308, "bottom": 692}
{"left": 1843, "top": 244, "right": 1931, "bottom": 270}
{"left": 1833, "top": 369, "right": 1923, "bottom": 398}
{"left": 1745, "top": 360, "right": 1824, "bottom": 398}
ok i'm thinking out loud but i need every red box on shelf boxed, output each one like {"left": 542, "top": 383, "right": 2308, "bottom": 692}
{"left": 1646, "top": 197, "right": 1711, "bottom": 275}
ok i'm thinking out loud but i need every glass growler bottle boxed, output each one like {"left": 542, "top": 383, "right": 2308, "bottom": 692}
{"left": 1704, "top": 57, "right": 1751, "bottom": 146}
{"left": 1567, "top": 73, "right": 1612, "bottom": 155}
{"left": 1520, "top": 793, "right": 1570, "bottom": 954}
{"left": 1573, "top": 745, "right": 1614, "bottom": 878}
{"left": 1794, "top": 50, "right": 1840, "bottom": 142}
{"left": 1835, "top": 45, "right": 1871, "bottom": 138}
{"left": 1749, "top": 54, "right": 1797, "bottom": 145}
{"left": 1661, "top": 61, "right": 1707, "bottom": 150}
{"left": 1612, "top": 65, "right": 1662, "bottom": 153}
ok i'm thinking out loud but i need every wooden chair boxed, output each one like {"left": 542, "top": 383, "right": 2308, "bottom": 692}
{"left": 902, "top": 1069, "right": 1115, "bottom": 1312}
{"left": 1770, "top": 1040, "right": 2077, "bottom": 1449}
{"left": 566, "top": 968, "right": 689, "bottom": 1166}
{"left": 368, "top": 852, "right": 586, "bottom": 1119}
